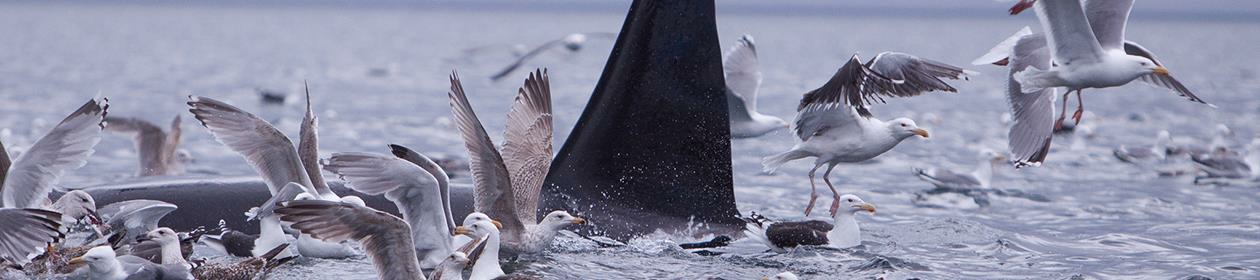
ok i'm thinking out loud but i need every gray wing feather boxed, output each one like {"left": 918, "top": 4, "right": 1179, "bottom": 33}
{"left": 99, "top": 199, "right": 177, "bottom": 241}
{"left": 276, "top": 200, "right": 423, "bottom": 280}
{"left": 501, "top": 69, "right": 553, "bottom": 226}
{"left": 1035, "top": 0, "right": 1105, "bottom": 65}
{"left": 389, "top": 144, "right": 457, "bottom": 235}
{"left": 863, "top": 52, "right": 968, "bottom": 99}
{"left": 915, "top": 168, "right": 982, "bottom": 187}
{"left": 0, "top": 208, "right": 63, "bottom": 264}
{"left": 1006, "top": 33, "right": 1057, "bottom": 167}
{"left": 104, "top": 116, "right": 168, "bottom": 176}
{"left": 2, "top": 98, "right": 107, "bottom": 208}
{"left": 724, "top": 34, "right": 761, "bottom": 122}
{"left": 1083, "top": 0, "right": 1133, "bottom": 50}
{"left": 187, "top": 96, "right": 313, "bottom": 196}
{"left": 447, "top": 72, "right": 525, "bottom": 233}
{"left": 1122, "top": 41, "right": 1211, "bottom": 105}
{"left": 298, "top": 84, "right": 333, "bottom": 197}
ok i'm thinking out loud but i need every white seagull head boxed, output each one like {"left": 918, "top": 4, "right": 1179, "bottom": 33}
{"left": 539, "top": 210, "right": 586, "bottom": 229}
{"left": 886, "top": 118, "right": 930, "bottom": 140}
{"left": 837, "top": 194, "right": 876, "bottom": 216}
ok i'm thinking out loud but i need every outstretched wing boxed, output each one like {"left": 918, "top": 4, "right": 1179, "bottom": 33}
{"left": 0, "top": 208, "right": 63, "bottom": 264}
{"left": 863, "top": 52, "right": 969, "bottom": 99}
{"left": 323, "top": 151, "right": 449, "bottom": 239}
{"left": 2, "top": 98, "right": 107, "bottom": 208}
{"left": 1034, "top": 0, "right": 1105, "bottom": 65}
{"left": 389, "top": 144, "right": 456, "bottom": 235}
{"left": 187, "top": 96, "right": 312, "bottom": 195}
{"left": 298, "top": 83, "right": 334, "bottom": 196}
{"left": 724, "top": 34, "right": 762, "bottom": 122}
{"left": 447, "top": 72, "right": 523, "bottom": 232}
{"left": 1006, "top": 33, "right": 1057, "bottom": 167}
{"left": 104, "top": 116, "right": 167, "bottom": 176}
{"left": 1084, "top": 0, "right": 1134, "bottom": 51}
{"left": 501, "top": 69, "right": 553, "bottom": 225}
{"left": 489, "top": 39, "right": 563, "bottom": 81}
{"left": 1122, "top": 41, "right": 1212, "bottom": 106}
{"left": 276, "top": 200, "right": 422, "bottom": 280}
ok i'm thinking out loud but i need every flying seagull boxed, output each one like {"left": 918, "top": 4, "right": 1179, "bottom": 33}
{"left": 103, "top": 115, "right": 188, "bottom": 176}
{"left": 449, "top": 69, "right": 586, "bottom": 254}
{"left": 489, "top": 32, "right": 616, "bottom": 81}
{"left": 762, "top": 52, "right": 968, "bottom": 216}
{"left": 723, "top": 34, "right": 788, "bottom": 138}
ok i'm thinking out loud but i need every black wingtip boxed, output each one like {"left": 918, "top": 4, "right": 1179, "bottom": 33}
{"left": 388, "top": 144, "right": 410, "bottom": 158}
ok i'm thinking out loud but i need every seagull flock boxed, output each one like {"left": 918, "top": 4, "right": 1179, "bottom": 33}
{"left": 0, "top": 1, "right": 1244, "bottom": 279}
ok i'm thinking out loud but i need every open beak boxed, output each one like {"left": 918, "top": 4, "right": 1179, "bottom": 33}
{"left": 490, "top": 220, "right": 503, "bottom": 229}
{"left": 571, "top": 217, "right": 587, "bottom": 225}
{"left": 1152, "top": 66, "right": 1170, "bottom": 75}
{"left": 912, "top": 128, "right": 930, "bottom": 138}
{"left": 453, "top": 226, "right": 475, "bottom": 237}
{"left": 856, "top": 203, "right": 877, "bottom": 214}
{"left": 67, "top": 257, "right": 87, "bottom": 266}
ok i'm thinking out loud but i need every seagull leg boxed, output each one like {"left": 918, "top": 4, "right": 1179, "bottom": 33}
{"left": 1053, "top": 90, "right": 1072, "bottom": 130}
{"left": 804, "top": 164, "right": 822, "bottom": 216}
{"left": 823, "top": 163, "right": 843, "bottom": 217}
{"left": 1072, "top": 90, "right": 1085, "bottom": 125}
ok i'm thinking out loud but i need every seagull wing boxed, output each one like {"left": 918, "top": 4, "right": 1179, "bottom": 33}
{"left": 1083, "top": 0, "right": 1133, "bottom": 51}
{"left": 915, "top": 168, "right": 982, "bottom": 188}
{"left": 187, "top": 96, "right": 313, "bottom": 195}
{"left": 161, "top": 115, "right": 182, "bottom": 172}
{"left": 100, "top": 199, "right": 178, "bottom": 234}
{"left": 1006, "top": 33, "right": 1058, "bottom": 167}
{"left": 2, "top": 98, "right": 107, "bottom": 208}
{"left": 276, "top": 200, "right": 423, "bottom": 280}
{"left": 0, "top": 208, "right": 62, "bottom": 264}
{"left": 863, "top": 51, "right": 969, "bottom": 99}
{"left": 794, "top": 56, "right": 869, "bottom": 140}
{"left": 389, "top": 144, "right": 457, "bottom": 235}
{"left": 298, "top": 84, "right": 334, "bottom": 196}
{"left": 724, "top": 34, "right": 762, "bottom": 122}
{"left": 323, "top": 152, "right": 448, "bottom": 237}
{"left": 972, "top": 26, "right": 1034, "bottom": 66}
{"left": 1034, "top": 0, "right": 1105, "bottom": 65}
{"left": 765, "top": 220, "right": 833, "bottom": 249}
{"left": 490, "top": 39, "right": 563, "bottom": 81}
{"left": 448, "top": 72, "right": 524, "bottom": 233}
{"left": 1122, "top": 41, "right": 1211, "bottom": 105}
{"left": 104, "top": 116, "right": 167, "bottom": 176}
{"left": 502, "top": 69, "right": 553, "bottom": 226}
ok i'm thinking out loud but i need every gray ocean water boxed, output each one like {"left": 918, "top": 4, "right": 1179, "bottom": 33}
{"left": 2, "top": 1, "right": 1259, "bottom": 279}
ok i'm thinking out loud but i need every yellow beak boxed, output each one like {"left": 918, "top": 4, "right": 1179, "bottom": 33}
{"left": 491, "top": 220, "right": 503, "bottom": 229}
{"left": 67, "top": 257, "right": 87, "bottom": 266}
{"left": 912, "top": 128, "right": 930, "bottom": 138}
{"left": 571, "top": 217, "right": 587, "bottom": 225}
{"left": 857, "top": 203, "right": 877, "bottom": 214}
{"left": 453, "top": 226, "right": 474, "bottom": 237}
{"left": 1152, "top": 66, "right": 1170, "bottom": 75}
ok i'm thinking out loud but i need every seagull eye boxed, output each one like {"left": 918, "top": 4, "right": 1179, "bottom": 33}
{"left": 900, "top": 124, "right": 907, "bottom": 127}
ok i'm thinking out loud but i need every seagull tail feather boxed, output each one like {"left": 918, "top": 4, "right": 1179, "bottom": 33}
{"left": 762, "top": 149, "right": 808, "bottom": 174}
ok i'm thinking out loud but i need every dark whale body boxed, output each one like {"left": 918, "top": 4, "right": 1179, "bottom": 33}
{"left": 69, "top": 177, "right": 475, "bottom": 234}
{"left": 74, "top": 0, "right": 741, "bottom": 239}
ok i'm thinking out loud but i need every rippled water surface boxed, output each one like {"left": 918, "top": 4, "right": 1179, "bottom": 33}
{"left": 3, "top": 1, "right": 1259, "bottom": 279}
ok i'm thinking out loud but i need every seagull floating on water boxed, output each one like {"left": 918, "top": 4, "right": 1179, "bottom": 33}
{"left": 723, "top": 34, "right": 788, "bottom": 138}
{"left": 762, "top": 52, "right": 967, "bottom": 216}
{"left": 914, "top": 150, "right": 1007, "bottom": 189}
{"left": 742, "top": 194, "right": 876, "bottom": 252}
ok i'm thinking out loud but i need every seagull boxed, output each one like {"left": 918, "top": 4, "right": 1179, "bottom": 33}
{"left": 761, "top": 52, "right": 967, "bottom": 216}
{"left": 1112, "top": 130, "right": 1173, "bottom": 165}
{"left": 428, "top": 251, "right": 471, "bottom": 280}
{"left": 91, "top": 199, "right": 178, "bottom": 246}
{"left": 130, "top": 227, "right": 203, "bottom": 264}
{"left": 454, "top": 220, "right": 508, "bottom": 280}
{"left": 323, "top": 143, "right": 460, "bottom": 269}
{"left": 200, "top": 216, "right": 292, "bottom": 259}
{"left": 133, "top": 228, "right": 193, "bottom": 270}
{"left": 913, "top": 150, "right": 1007, "bottom": 189}
{"left": 103, "top": 115, "right": 188, "bottom": 177}
{"left": 1190, "top": 140, "right": 1260, "bottom": 185}
{"left": 448, "top": 69, "right": 586, "bottom": 254}
{"left": 1008, "top": 0, "right": 1210, "bottom": 131}
{"left": 275, "top": 199, "right": 426, "bottom": 280}
{"left": 191, "top": 243, "right": 295, "bottom": 280}
{"left": 451, "top": 212, "right": 500, "bottom": 250}
{"left": 763, "top": 272, "right": 800, "bottom": 280}
{"left": 187, "top": 86, "right": 359, "bottom": 259}
{"left": 742, "top": 194, "right": 876, "bottom": 252}
{"left": 67, "top": 245, "right": 191, "bottom": 280}
{"left": 488, "top": 32, "right": 616, "bottom": 81}
{"left": 723, "top": 34, "right": 788, "bottom": 138}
